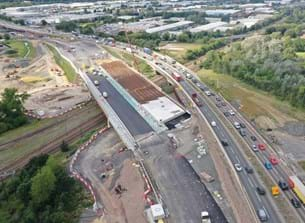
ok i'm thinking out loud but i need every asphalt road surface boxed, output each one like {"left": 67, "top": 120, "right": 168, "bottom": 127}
{"left": 89, "top": 75, "right": 153, "bottom": 137}
{"left": 142, "top": 135, "right": 227, "bottom": 223}
{"left": 179, "top": 79, "right": 281, "bottom": 223}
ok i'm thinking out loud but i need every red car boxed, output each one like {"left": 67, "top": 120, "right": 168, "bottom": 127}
{"left": 258, "top": 143, "right": 266, "bottom": 151}
{"left": 269, "top": 155, "right": 279, "bottom": 165}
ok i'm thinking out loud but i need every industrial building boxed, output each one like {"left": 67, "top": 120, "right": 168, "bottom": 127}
{"left": 146, "top": 20, "right": 193, "bottom": 34}
{"left": 189, "top": 22, "right": 228, "bottom": 33}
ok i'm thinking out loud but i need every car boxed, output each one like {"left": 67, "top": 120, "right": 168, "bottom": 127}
{"left": 240, "top": 123, "right": 246, "bottom": 128}
{"left": 221, "top": 140, "right": 228, "bottom": 146}
{"left": 221, "top": 102, "right": 226, "bottom": 106}
{"left": 291, "top": 198, "right": 301, "bottom": 208}
{"left": 256, "top": 186, "right": 266, "bottom": 195}
{"left": 205, "top": 91, "right": 211, "bottom": 96}
{"left": 269, "top": 155, "right": 279, "bottom": 165}
{"left": 239, "top": 129, "right": 246, "bottom": 137}
{"left": 211, "top": 121, "right": 217, "bottom": 127}
{"left": 196, "top": 83, "right": 201, "bottom": 88}
{"left": 278, "top": 180, "right": 289, "bottom": 190}
{"left": 234, "top": 122, "right": 241, "bottom": 129}
{"left": 102, "top": 92, "right": 108, "bottom": 98}
{"left": 229, "top": 110, "right": 235, "bottom": 116}
{"left": 224, "top": 112, "right": 230, "bottom": 117}
{"left": 264, "top": 161, "right": 272, "bottom": 170}
{"left": 257, "top": 208, "right": 268, "bottom": 222}
{"left": 234, "top": 163, "right": 243, "bottom": 172}
{"left": 245, "top": 166, "right": 254, "bottom": 174}
{"left": 258, "top": 143, "right": 266, "bottom": 151}
{"left": 250, "top": 136, "right": 257, "bottom": 141}
{"left": 252, "top": 144, "right": 259, "bottom": 152}
{"left": 215, "top": 96, "right": 221, "bottom": 101}
{"left": 216, "top": 103, "right": 222, "bottom": 108}
{"left": 94, "top": 80, "right": 99, "bottom": 85}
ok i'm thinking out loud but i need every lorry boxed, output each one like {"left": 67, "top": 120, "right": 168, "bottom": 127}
{"left": 172, "top": 72, "right": 182, "bottom": 82}
{"left": 191, "top": 93, "right": 203, "bottom": 107}
{"left": 288, "top": 175, "right": 305, "bottom": 204}
{"left": 201, "top": 211, "right": 211, "bottom": 223}
{"left": 143, "top": 47, "right": 152, "bottom": 55}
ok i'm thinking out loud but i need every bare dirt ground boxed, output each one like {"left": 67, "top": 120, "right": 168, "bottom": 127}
{"left": 24, "top": 86, "right": 90, "bottom": 117}
{"left": 77, "top": 129, "right": 147, "bottom": 223}
{"left": 0, "top": 41, "right": 91, "bottom": 116}
{"left": 101, "top": 60, "right": 163, "bottom": 103}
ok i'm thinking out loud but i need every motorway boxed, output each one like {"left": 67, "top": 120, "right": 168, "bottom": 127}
{"left": 128, "top": 49, "right": 285, "bottom": 222}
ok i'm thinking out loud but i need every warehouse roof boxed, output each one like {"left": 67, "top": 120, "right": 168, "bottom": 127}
{"left": 146, "top": 20, "right": 193, "bottom": 33}
{"left": 189, "top": 22, "right": 227, "bottom": 33}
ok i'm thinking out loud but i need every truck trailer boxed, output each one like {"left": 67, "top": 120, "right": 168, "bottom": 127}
{"left": 288, "top": 175, "right": 305, "bottom": 204}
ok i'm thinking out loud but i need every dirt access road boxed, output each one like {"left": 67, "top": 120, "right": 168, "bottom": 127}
{"left": 76, "top": 129, "right": 147, "bottom": 223}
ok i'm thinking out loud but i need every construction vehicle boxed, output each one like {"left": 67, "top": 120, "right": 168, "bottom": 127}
{"left": 288, "top": 175, "right": 305, "bottom": 204}
{"left": 271, "top": 186, "right": 280, "bottom": 196}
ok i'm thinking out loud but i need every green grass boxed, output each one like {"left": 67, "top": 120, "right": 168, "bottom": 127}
{"left": 159, "top": 42, "right": 202, "bottom": 63}
{"left": 46, "top": 44, "right": 77, "bottom": 83}
{"left": 0, "top": 103, "right": 103, "bottom": 170}
{"left": 296, "top": 52, "right": 305, "bottom": 58}
{"left": 104, "top": 46, "right": 155, "bottom": 79}
{"left": 197, "top": 68, "right": 305, "bottom": 126}
{"left": 5, "top": 40, "right": 36, "bottom": 59}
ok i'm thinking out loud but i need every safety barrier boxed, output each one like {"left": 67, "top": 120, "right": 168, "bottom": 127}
{"left": 69, "top": 126, "right": 110, "bottom": 215}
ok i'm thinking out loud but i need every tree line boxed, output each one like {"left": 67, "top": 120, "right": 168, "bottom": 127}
{"left": 202, "top": 36, "right": 305, "bottom": 108}
{"left": 0, "top": 154, "right": 90, "bottom": 223}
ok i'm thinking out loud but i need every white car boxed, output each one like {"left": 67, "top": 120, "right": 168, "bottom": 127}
{"left": 234, "top": 163, "right": 243, "bottom": 172}
{"left": 94, "top": 80, "right": 99, "bottom": 86}
{"left": 234, "top": 122, "right": 240, "bottom": 129}
{"left": 229, "top": 110, "right": 235, "bottom": 116}
{"left": 205, "top": 91, "right": 211, "bottom": 96}
{"left": 102, "top": 91, "right": 108, "bottom": 98}
{"left": 211, "top": 121, "right": 217, "bottom": 127}
{"left": 252, "top": 144, "right": 259, "bottom": 152}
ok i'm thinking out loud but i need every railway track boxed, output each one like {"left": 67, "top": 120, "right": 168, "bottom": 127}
{"left": 0, "top": 114, "right": 106, "bottom": 175}
{"left": 0, "top": 102, "right": 98, "bottom": 151}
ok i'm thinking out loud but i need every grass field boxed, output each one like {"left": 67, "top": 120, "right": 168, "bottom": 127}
{"left": 6, "top": 40, "right": 36, "bottom": 59}
{"left": 159, "top": 43, "right": 202, "bottom": 63}
{"left": 104, "top": 46, "right": 155, "bottom": 79}
{"left": 197, "top": 68, "right": 305, "bottom": 127}
{"left": 46, "top": 44, "right": 77, "bottom": 82}
{"left": 0, "top": 102, "right": 103, "bottom": 170}
{"left": 296, "top": 52, "right": 305, "bottom": 58}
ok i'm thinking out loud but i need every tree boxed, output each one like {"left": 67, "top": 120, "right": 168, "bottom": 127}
{"left": 31, "top": 165, "right": 56, "bottom": 205}
{"left": 0, "top": 88, "right": 29, "bottom": 134}
{"left": 41, "top": 19, "right": 48, "bottom": 26}
{"left": 60, "top": 140, "right": 69, "bottom": 152}
{"left": 4, "top": 33, "right": 10, "bottom": 40}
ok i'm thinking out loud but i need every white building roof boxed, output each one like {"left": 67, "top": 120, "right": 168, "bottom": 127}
{"left": 145, "top": 20, "right": 193, "bottom": 33}
{"left": 205, "top": 9, "right": 240, "bottom": 16}
{"left": 190, "top": 22, "right": 227, "bottom": 33}
{"left": 142, "top": 96, "right": 185, "bottom": 123}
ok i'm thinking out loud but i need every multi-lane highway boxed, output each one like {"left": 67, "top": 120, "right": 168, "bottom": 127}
{"left": 144, "top": 52, "right": 305, "bottom": 222}
{"left": 152, "top": 61, "right": 282, "bottom": 223}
